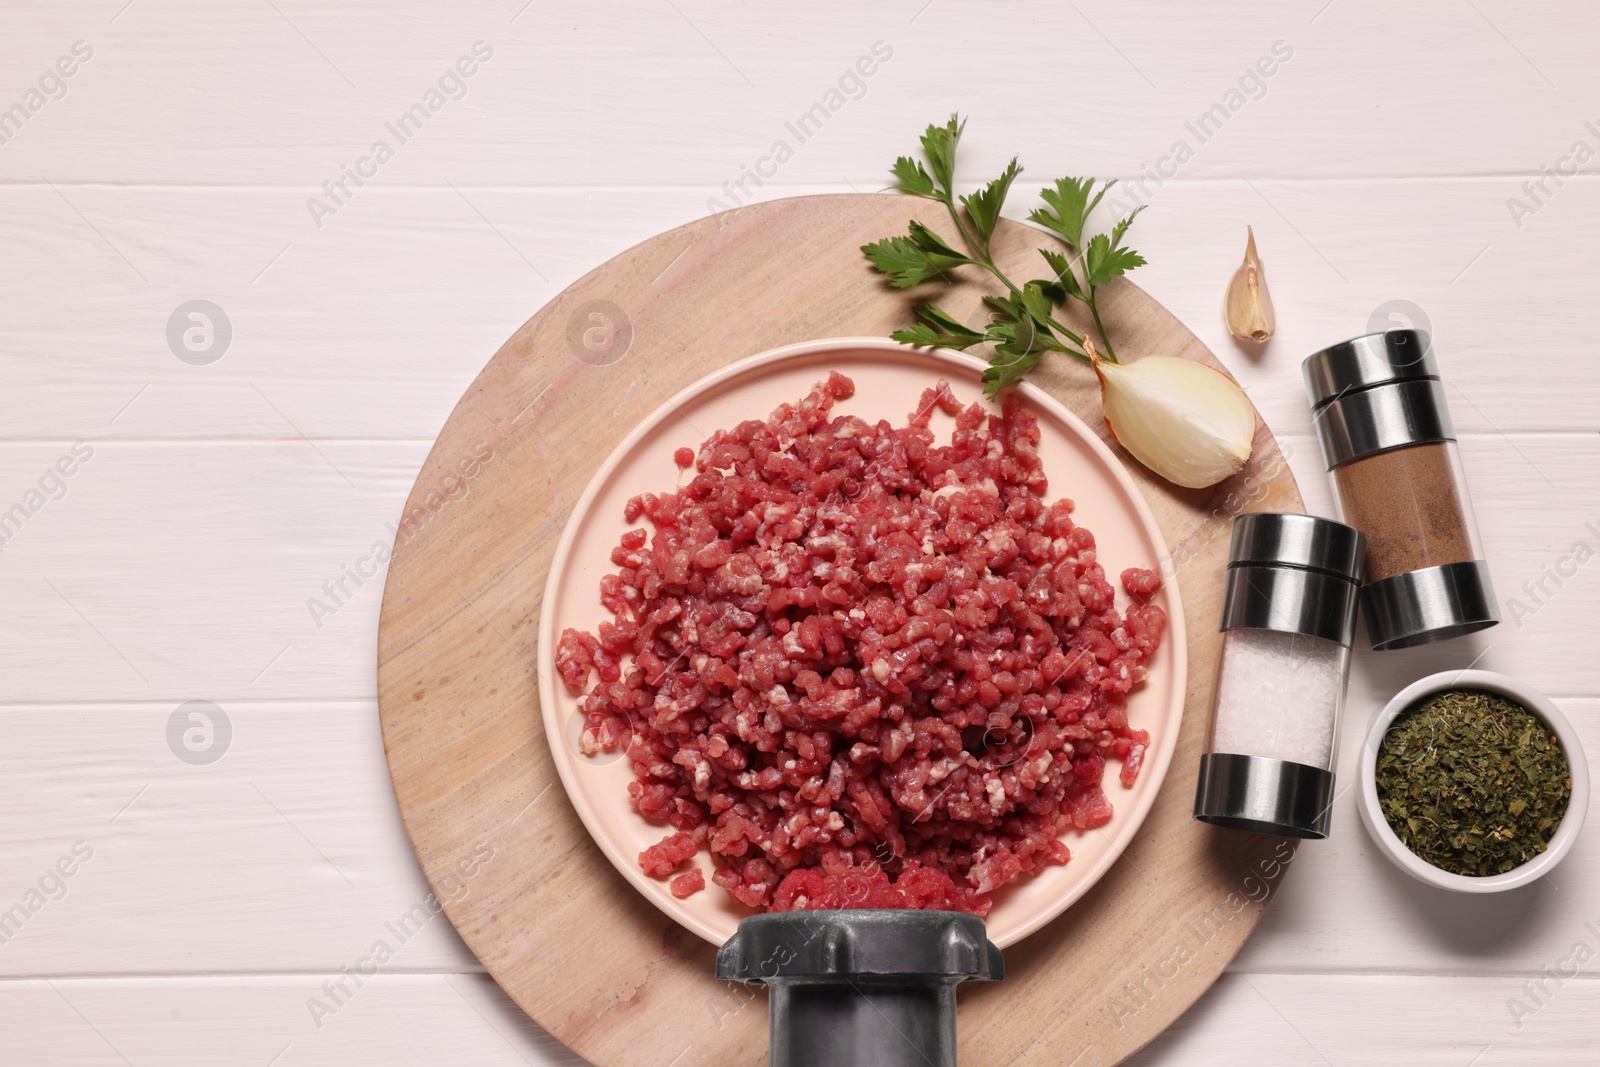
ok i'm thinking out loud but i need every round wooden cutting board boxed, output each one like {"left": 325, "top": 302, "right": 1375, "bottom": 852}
{"left": 377, "top": 193, "right": 1306, "bottom": 1067}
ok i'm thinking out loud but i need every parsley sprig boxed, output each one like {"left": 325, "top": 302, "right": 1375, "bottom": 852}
{"left": 861, "top": 115, "right": 1147, "bottom": 396}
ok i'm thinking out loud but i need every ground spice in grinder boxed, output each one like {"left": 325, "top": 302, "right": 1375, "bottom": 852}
{"left": 1304, "top": 329, "right": 1498, "bottom": 649}
{"left": 1333, "top": 442, "right": 1475, "bottom": 581}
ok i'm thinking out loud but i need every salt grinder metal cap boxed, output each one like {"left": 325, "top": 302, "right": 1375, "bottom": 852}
{"left": 1194, "top": 513, "right": 1365, "bottom": 839}
{"left": 1220, "top": 510, "right": 1365, "bottom": 643}
{"left": 717, "top": 910, "right": 1003, "bottom": 1067}
{"left": 1302, "top": 329, "right": 1499, "bottom": 649}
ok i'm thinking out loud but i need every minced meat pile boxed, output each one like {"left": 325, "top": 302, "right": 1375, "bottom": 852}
{"left": 555, "top": 372, "right": 1165, "bottom": 916}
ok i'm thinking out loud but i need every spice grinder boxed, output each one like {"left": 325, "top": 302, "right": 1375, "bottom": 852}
{"left": 1194, "top": 512, "right": 1365, "bottom": 839}
{"left": 1302, "top": 328, "right": 1499, "bottom": 649}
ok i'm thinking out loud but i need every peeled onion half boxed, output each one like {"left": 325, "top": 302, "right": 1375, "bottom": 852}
{"left": 1090, "top": 345, "right": 1257, "bottom": 490}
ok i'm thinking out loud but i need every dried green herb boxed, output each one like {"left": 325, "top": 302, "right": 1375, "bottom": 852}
{"left": 1375, "top": 689, "right": 1572, "bottom": 877}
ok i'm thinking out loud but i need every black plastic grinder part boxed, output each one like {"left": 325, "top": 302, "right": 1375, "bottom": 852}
{"left": 716, "top": 909, "right": 1004, "bottom": 1067}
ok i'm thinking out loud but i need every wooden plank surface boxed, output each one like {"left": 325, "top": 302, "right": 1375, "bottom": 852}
{"left": 3, "top": 180, "right": 1597, "bottom": 442}
{"left": 4, "top": 0, "right": 1599, "bottom": 1063}
{"left": 1, "top": 973, "right": 1593, "bottom": 1067}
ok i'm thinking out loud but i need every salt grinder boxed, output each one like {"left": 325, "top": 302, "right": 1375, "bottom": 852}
{"left": 717, "top": 909, "right": 1003, "bottom": 1067}
{"left": 1303, "top": 329, "right": 1499, "bottom": 649}
{"left": 1194, "top": 513, "right": 1365, "bottom": 839}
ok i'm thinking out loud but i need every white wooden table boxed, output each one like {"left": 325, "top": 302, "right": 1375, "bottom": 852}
{"left": 2, "top": 2, "right": 1595, "bottom": 1063}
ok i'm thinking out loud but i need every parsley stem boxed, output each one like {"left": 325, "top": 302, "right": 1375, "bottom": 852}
{"left": 1041, "top": 312, "right": 1087, "bottom": 350}
{"left": 942, "top": 195, "right": 1034, "bottom": 299}
{"left": 941, "top": 193, "right": 1095, "bottom": 357}
{"left": 1041, "top": 336, "right": 1092, "bottom": 366}
{"left": 1087, "top": 291, "right": 1117, "bottom": 363}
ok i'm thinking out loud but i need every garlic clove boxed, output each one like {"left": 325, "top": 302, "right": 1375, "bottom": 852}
{"left": 1225, "top": 226, "right": 1275, "bottom": 343}
{"left": 1090, "top": 342, "right": 1257, "bottom": 489}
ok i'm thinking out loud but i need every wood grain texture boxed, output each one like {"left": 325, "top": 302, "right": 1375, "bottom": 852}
{"left": 2, "top": 972, "right": 1595, "bottom": 1066}
{"left": 3, "top": 2, "right": 1597, "bottom": 185}
{"left": 6, "top": 1, "right": 1600, "bottom": 1062}
{"left": 5, "top": 177, "right": 1594, "bottom": 444}
{"left": 376, "top": 193, "right": 1304, "bottom": 1066}
{"left": 0, "top": 697, "right": 1591, "bottom": 981}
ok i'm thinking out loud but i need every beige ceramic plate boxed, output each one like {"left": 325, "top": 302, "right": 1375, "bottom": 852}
{"left": 537, "top": 337, "right": 1187, "bottom": 948}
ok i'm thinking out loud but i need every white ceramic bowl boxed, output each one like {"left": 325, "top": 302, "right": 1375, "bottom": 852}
{"left": 1357, "top": 669, "right": 1589, "bottom": 893}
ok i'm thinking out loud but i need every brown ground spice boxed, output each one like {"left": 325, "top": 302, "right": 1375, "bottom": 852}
{"left": 1333, "top": 441, "right": 1476, "bottom": 582}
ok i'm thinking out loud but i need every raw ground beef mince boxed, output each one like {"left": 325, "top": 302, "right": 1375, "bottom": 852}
{"left": 554, "top": 372, "right": 1166, "bottom": 916}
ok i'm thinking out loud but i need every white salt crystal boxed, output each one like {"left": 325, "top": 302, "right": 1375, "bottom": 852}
{"left": 1210, "top": 628, "right": 1347, "bottom": 770}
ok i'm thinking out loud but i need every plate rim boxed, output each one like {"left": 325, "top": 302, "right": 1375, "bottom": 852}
{"left": 536, "top": 335, "right": 1188, "bottom": 948}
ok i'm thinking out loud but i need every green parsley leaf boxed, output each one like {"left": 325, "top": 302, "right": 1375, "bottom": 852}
{"left": 1011, "top": 306, "right": 1038, "bottom": 354}
{"left": 906, "top": 220, "right": 968, "bottom": 261}
{"left": 1084, "top": 207, "right": 1148, "bottom": 286}
{"left": 1084, "top": 233, "right": 1147, "bottom": 287}
{"left": 1038, "top": 248, "right": 1085, "bottom": 304}
{"left": 919, "top": 115, "right": 964, "bottom": 195}
{"left": 891, "top": 155, "right": 936, "bottom": 198}
{"left": 981, "top": 292, "right": 1022, "bottom": 323}
{"left": 959, "top": 158, "right": 1022, "bottom": 244}
{"left": 976, "top": 292, "right": 1051, "bottom": 397}
{"left": 1029, "top": 176, "right": 1112, "bottom": 250}
{"left": 861, "top": 233, "right": 973, "bottom": 288}
{"left": 891, "top": 304, "right": 985, "bottom": 349}
{"left": 981, "top": 341, "right": 1043, "bottom": 396}
{"left": 1018, "top": 280, "right": 1055, "bottom": 327}
{"left": 890, "top": 324, "right": 942, "bottom": 346}
{"left": 865, "top": 114, "right": 1155, "bottom": 383}
{"left": 1109, "top": 206, "right": 1145, "bottom": 248}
